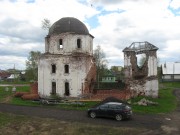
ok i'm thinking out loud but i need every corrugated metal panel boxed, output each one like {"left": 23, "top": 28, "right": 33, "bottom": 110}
{"left": 162, "top": 62, "right": 180, "bottom": 74}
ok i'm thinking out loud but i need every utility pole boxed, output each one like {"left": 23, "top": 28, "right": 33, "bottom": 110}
{"left": 14, "top": 64, "right": 15, "bottom": 83}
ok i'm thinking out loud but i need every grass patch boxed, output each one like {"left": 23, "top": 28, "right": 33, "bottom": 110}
{"left": 10, "top": 97, "right": 40, "bottom": 106}
{"left": 0, "top": 112, "right": 144, "bottom": 135}
{"left": 0, "top": 80, "right": 29, "bottom": 84}
{"left": 130, "top": 84, "right": 178, "bottom": 114}
{"left": 0, "top": 85, "right": 99, "bottom": 108}
{"left": 0, "top": 86, "right": 30, "bottom": 103}
{"left": 55, "top": 101, "right": 100, "bottom": 110}
{"left": 0, "top": 112, "right": 27, "bottom": 128}
{"left": 0, "top": 82, "right": 179, "bottom": 114}
{"left": 161, "top": 82, "right": 180, "bottom": 88}
{"left": 74, "top": 124, "right": 142, "bottom": 135}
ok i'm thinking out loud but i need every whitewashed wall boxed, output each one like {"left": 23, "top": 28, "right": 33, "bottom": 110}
{"left": 45, "top": 34, "right": 93, "bottom": 55}
{"left": 38, "top": 57, "right": 91, "bottom": 97}
{"left": 148, "top": 56, "right": 157, "bottom": 76}
{"left": 39, "top": 33, "right": 93, "bottom": 97}
{"left": 145, "top": 79, "right": 159, "bottom": 98}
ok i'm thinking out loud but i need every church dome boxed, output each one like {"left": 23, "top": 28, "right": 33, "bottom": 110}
{"left": 48, "top": 17, "right": 89, "bottom": 35}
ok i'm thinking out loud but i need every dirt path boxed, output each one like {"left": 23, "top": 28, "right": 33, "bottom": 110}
{"left": 0, "top": 103, "right": 164, "bottom": 130}
{"left": 0, "top": 89, "right": 180, "bottom": 135}
{"left": 158, "top": 89, "right": 180, "bottom": 135}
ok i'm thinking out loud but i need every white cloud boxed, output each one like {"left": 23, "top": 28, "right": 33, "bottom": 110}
{"left": 0, "top": 56, "right": 26, "bottom": 70}
{"left": 0, "top": 0, "right": 99, "bottom": 70}
{"left": 91, "top": 0, "right": 180, "bottom": 66}
{"left": 169, "top": 0, "right": 180, "bottom": 9}
{"left": 0, "top": 0, "right": 180, "bottom": 70}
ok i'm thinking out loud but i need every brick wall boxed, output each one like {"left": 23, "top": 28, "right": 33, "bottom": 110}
{"left": 91, "top": 89, "right": 131, "bottom": 101}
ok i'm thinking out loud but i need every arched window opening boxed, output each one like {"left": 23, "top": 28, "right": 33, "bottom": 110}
{"left": 77, "top": 39, "right": 81, "bottom": 49}
{"left": 64, "top": 64, "right": 69, "bottom": 73}
{"left": 137, "top": 54, "right": 146, "bottom": 68}
{"left": 59, "top": 39, "right": 63, "bottom": 49}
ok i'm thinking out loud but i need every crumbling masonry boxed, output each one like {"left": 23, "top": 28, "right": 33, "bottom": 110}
{"left": 38, "top": 17, "right": 96, "bottom": 98}
{"left": 123, "top": 42, "right": 159, "bottom": 98}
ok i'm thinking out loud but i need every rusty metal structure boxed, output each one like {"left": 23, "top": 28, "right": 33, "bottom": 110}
{"left": 123, "top": 41, "right": 159, "bottom": 98}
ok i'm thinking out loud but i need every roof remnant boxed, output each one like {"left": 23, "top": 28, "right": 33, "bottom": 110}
{"left": 123, "top": 41, "right": 159, "bottom": 54}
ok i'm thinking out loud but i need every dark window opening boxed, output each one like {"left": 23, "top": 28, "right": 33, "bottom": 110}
{"left": 52, "top": 82, "right": 56, "bottom": 95}
{"left": 52, "top": 64, "right": 56, "bottom": 73}
{"left": 59, "top": 39, "right": 63, "bottom": 49}
{"left": 65, "top": 64, "right": 69, "bottom": 73}
{"left": 77, "top": 39, "right": 81, "bottom": 49}
{"left": 65, "top": 82, "right": 70, "bottom": 96}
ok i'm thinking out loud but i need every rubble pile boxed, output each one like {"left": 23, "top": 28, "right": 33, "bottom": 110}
{"left": 135, "top": 98, "right": 158, "bottom": 106}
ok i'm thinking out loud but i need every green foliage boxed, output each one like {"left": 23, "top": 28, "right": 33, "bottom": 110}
{"left": 94, "top": 82, "right": 125, "bottom": 90}
{"left": 25, "top": 51, "right": 41, "bottom": 81}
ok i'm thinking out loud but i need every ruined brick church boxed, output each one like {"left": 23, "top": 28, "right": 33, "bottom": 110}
{"left": 38, "top": 17, "right": 159, "bottom": 99}
{"left": 38, "top": 17, "right": 96, "bottom": 98}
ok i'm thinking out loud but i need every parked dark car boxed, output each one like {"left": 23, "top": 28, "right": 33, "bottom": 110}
{"left": 87, "top": 102, "right": 132, "bottom": 121}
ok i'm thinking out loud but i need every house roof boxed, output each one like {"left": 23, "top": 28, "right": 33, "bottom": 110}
{"left": 162, "top": 62, "right": 180, "bottom": 75}
{"left": 0, "top": 70, "right": 11, "bottom": 78}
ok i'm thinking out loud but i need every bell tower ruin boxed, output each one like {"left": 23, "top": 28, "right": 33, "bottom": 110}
{"left": 123, "top": 41, "right": 159, "bottom": 98}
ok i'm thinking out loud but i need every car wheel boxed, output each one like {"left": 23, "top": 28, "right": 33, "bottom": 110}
{"left": 115, "top": 114, "right": 123, "bottom": 121}
{"left": 90, "top": 112, "right": 96, "bottom": 118}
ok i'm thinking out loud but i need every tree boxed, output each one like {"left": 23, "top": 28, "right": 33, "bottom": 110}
{"left": 93, "top": 45, "right": 108, "bottom": 69}
{"left": 41, "top": 18, "right": 51, "bottom": 30}
{"left": 93, "top": 45, "right": 108, "bottom": 86}
{"left": 25, "top": 51, "right": 41, "bottom": 81}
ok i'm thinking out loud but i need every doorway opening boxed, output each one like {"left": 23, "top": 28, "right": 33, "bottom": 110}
{"left": 51, "top": 82, "right": 56, "bottom": 95}
{"left": 65, "top": 82, "right": 70, "bottom": 96}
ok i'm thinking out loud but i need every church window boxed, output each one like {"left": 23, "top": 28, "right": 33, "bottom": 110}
{"left": 77, "top": 39, "right": 81, "bottom": 49}
{"left": 65, "top": 82, "right": 70, "bottom": 96}
{"left": 52, "top": 64, "right": 56, "bottom": 73}
{"left": 64, "top": 64, "right": 69, "bottom": 73}
{"left": 59, "top": 39, "right": 63, "bottom": 49}
{"left": 51, "top": 81, "right": 56, "bottom": 95}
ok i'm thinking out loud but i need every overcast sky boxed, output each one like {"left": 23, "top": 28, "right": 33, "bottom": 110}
{"left": 0, "top": 0, "right": 180, "bottom": 70}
